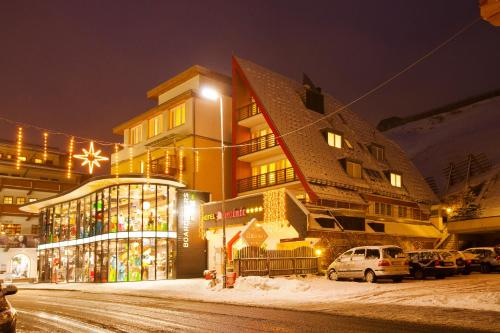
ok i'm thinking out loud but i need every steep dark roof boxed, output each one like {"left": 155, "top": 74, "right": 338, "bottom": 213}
{"left": 233, "top": 56, "right": 438, "bottom": 204}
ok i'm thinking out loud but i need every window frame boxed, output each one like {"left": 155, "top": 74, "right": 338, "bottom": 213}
{"left": 345, "top": 160, "right": 362, "bottom": 179}
{"left": 370, "top": 144, "right": 385, "bottom": 162}
{"left": 169, "top": 103, "right": 186, "bottom": 129}
{"left": 390, "top": 172, "right": 402, "bottom": 188}
{"left": 148, "top": 114, "right": 163, "bottom": 138}
{"left": 130, "top": 124, "right": 143, "bottom": 145}
{"left": 3, "top": 196, "right": 13, "bottom": 204}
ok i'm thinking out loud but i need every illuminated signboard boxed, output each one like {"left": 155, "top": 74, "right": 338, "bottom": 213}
{"left": 176, "top": 190, "right": 210, "bottom": 278}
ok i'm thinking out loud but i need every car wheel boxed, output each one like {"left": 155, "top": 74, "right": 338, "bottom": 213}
{"left": 462, "top": 268, "right": 471, "bottom": 275}
{"left": 365, "top": 270, "right": 377, "bottom": 283}
{"left": 480, "top": 264, "right": 491, "bottom": 274}
{"left": 327, "top": 269, "right": 339, "bottom": 281}
{"left": 392, "top": 277, "right": 403, "bottom": 283}
{"left": 414, "top": 269, "right": 425, "bottom": 280}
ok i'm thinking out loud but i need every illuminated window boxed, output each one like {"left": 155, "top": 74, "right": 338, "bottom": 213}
{"left": 148, "top": 115, "right": 163, "bottom": 138}
{"left": 371, "top": 144, "right": 385, "bottom": 161}
{"left": 19, "top": 156, "right": 27, "bottom": 161}
{"left": 3, "top": 196, "right": 13, "bottom": 204}
{"left": 326, "top": 131, "right": 342, "bottom": 148}
{"left": 28, "top": 198, "right": 37, "bottom": 203}
{"left": 130, "top": 125, "right": 143, "bottom": 145}
{"left": 16, "top": 197, "right": 26, "bottom": 205}
{"left": 390, "top": 172, "right": 402, "bottom": 188}
{"left": 34, "top": 158, "right": 43, "bottom": 164}
{"left": 169, "top": 104, "right": 186, "bottom": 129}
{"left": 346, "top": 161, "right": 362, "bottom": 178}
{"left": 31, "top": 224, "right": 39, "bottom": 234}
{"left": 1, "top": 224, "right": 21, "bottom": 235}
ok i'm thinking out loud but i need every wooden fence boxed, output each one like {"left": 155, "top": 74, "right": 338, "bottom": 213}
{"left": 234, "top": 246, "right": 318, "bottom": 277}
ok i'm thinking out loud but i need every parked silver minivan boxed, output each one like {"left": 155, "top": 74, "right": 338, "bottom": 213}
{"left": 326, "top": 245, "right": 409, "bottom": 283}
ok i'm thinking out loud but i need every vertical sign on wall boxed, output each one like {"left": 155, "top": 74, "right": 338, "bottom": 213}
{"left": 176, "top": 190, "right": 210, "bottom": 278}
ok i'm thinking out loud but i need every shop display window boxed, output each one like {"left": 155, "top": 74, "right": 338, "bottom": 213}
{"left": 36, "top": 182, "right": 181, "bottom": 283}
{"left": 90, "top": 194, "right": 96, "bottom": 237}
{"left": 95, "top": 192, "right": 103, "bottom": 236}
{"left": 61, "top": 203, "right": 69, "bottom": 241}
{"left": 117, "top": 239, "right": 128, "bottom": 282}
{"left": 157, "top": 186, "right": 168, "bottom": 231}
{"left": 69, "top": 201, "right": 77, "bottom": 240}
{"left": 168, "top": 239, "right": 176, "bottom": 279}
{"left": 108, "top": 240, "right": 117, "bottom": 282}
{"left": 168, "top": 187, "right": 177, "bottom": 232}
{"left": 156, "top": 238, "right": 167, "bottom": 280}
{"left": 128, "top": 238, "right": 141, "bottom": 281}
{"left": 118, "top": 186, "right": 129, "bottom": 232}
{"left": 129, "top": 185, "right": 142, "bottom": 232}
{"left": 84, "top": 196, "right": 91, "bottom": 238}
{"left": 66, "top": 247, "right": 76, "bottom": 282}
{"left": 109, "top": 186, "right": 118, "bottom": 233}
{"left": 76, "top": 245, "right": 84, "bottom": 282}
{"left": 102, "top": 188, "right": 109, "bottom": 234}
{"left": 53, "top": 205, "right": 61, "bottom": 242}
{"left": 142, "top": 238, "right": 155, "bottom": 280}
{"left": 143, "top": 185, "right": 156, "bottom": 231}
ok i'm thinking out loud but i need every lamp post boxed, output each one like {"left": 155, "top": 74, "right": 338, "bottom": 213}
{"left": 201, "top": 87, "right": 227, "bottom": 288}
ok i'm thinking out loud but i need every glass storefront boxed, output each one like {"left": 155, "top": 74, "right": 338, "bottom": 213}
{"left": 36, "top": 182, "right": 179, "bottom": 283}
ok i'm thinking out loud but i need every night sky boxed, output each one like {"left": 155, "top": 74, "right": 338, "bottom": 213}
{"left": 0, "top": 0, "right": 499, "bottom": 150}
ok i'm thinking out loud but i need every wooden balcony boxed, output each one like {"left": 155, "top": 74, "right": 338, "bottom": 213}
{"left": 237, "top": 167, "right": 298, "bottom": 193}
{"left": 238, "top": 102, "right": 261, "bottom": 121}
{"left": 237, "top": 133, "right": 278, "bottom": 157}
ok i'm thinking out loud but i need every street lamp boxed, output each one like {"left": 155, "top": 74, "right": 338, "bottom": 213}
{"left": 201, "top": 87, "right": 227, "bottom": 288}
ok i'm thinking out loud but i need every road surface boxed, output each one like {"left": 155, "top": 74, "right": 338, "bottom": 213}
{"left": 9, "top": 290, "right": 493, "bottom": 333}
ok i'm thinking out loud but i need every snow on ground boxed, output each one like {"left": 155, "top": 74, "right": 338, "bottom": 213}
{"left": 18, "top": 273, "right": 499, "bottom": 313}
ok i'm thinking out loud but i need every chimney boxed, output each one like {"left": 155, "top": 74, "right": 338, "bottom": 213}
{"left": 303, "top": 73, "right": 324, "bottom": 114}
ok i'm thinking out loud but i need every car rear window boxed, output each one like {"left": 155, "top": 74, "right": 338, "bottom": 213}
{"left": 383, "top": 247, "right": 404, "bottom": 259}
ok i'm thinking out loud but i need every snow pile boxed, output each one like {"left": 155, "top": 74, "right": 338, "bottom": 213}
{"left": 234, "top": 276, "right": 310, "bottom": 292}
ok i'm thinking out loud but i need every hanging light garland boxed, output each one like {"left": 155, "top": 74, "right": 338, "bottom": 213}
{"left": 263, "top": 188, "right": 287, "bottom": 233}
{"left": 114, "top": 144, "right": 119, "bottom": 179}
{"left": 43, "top": 132, "right": 48, "bottom": 162}
{"left": 165, "top": 150, "right": 170, "bottom": 175}
{"left": 128, "top": 146, "right": 133, "bottom": 173}
{"left": 194, "top": 150, "right": 200, "bottom": 173}
{"left": 178, "top": 148, "right": 184, "bottom": 183}
{"left": 16, "top": 127, "right": 23, "bottom": 170}
{"left": 146, "top": 148, "right": 151, "bottom": 180}
{"left": 66, "top": 137, "right": 75, "bottom": 179}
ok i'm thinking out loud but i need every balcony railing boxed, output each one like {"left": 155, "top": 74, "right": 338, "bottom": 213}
{"left": 238, "top": 167, "right": 298, "bottom": 193}
{"left": 238, "top": 102, "right": 261, "bottom": 121}
{"left": 237, "top": 133, "right": 278, "bottom": 157}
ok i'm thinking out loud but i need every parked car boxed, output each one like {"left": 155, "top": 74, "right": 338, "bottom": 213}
{"left": 448, "top": 250, "right": 481, "bottom": 274}
{"left": 463, "top": 247, "right": 500, "bottom": 273}
{"left": 407, "top": 250, "right": 456, "bottom": 279}
{"left": 326, "top": 245, "right": 409, "bottom": 283}
{"left": 0, "top": 284, "right": 17, "bottom": 333}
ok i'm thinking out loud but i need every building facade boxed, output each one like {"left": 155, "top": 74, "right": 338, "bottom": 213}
{"left": 21, "top": 175, "right": 208, "bottom": 283}
{"left": 0, "top": 139, "right": 84, "bottom": 281}
{"left": 204, "top": 57, "right": 442, "bottom": 272}
{"left": 112, "top": 65, "right": 232, "bottom": 202}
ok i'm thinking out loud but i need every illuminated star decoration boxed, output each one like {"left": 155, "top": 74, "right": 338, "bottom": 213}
{"left": 73, "top": 141, "right": 109, "bottom": 174}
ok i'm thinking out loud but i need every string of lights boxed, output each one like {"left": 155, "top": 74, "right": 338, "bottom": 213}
{"left": 0, "top": 16, "right": 479, "bottom": 162}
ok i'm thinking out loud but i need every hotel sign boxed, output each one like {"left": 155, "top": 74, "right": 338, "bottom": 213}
{"left": 241, "top": 221, "right": 268, "bottom": 247}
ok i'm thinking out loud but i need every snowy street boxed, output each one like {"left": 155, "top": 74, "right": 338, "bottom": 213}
{"left": 15, "top": 273, "right": 500, "bottom": 332}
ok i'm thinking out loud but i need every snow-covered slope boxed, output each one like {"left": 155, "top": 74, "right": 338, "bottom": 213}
{"left": 384, "top": 96, "right": 500, "bottom": 193}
